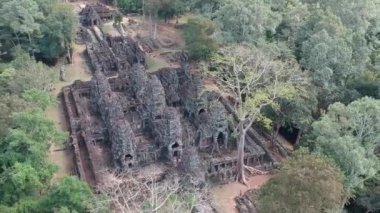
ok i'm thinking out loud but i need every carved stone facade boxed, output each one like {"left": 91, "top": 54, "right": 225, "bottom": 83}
{"left": 80, "top": 3, "right": 113, "bottom": 27}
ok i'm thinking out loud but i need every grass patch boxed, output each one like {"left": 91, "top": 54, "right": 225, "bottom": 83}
{"left": 146, "top": 56, "right": 169, "bottom": 73}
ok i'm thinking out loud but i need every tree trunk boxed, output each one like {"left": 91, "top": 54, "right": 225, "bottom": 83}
{"left": 295, "top": 129, "right": 302, "bottom": 146}
{"left": 149, "top": 14, "right": 153, "bottom": 38}
{"left": 236, "top": 129, "right": 247, "bottom": 184}
{"left": 66, "top": 46, "right": 72, "bottom": 64}
{"left": 153, "top": 23, "right": 157, "bottom": 40}
{"left": 271, "top": 123, "right": 280, "bottom": 148}
{"left": 220, "top": 97, "right": 275, "bottom": 163}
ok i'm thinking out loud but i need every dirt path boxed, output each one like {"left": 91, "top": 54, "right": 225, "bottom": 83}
{"left": 46, "top": 43, "right": 92, "bottom": 181}
{"left": 211, "top": 175, "right": 271, "bottom": 213}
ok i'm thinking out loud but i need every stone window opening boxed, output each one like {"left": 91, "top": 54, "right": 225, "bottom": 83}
{"left": 125, "top": 154, "right": 133, "bottom": 161}
{"left": 171, "top": 142, "right": 180, "bottom": 149}
{"left": 217, "top": 132, "right": 224, "bottom": 147}
{"left": 125, "top": 154, "right": 133, "bottom": 168}
{"left": 198, "top": 109, "right": 206, "bottom": 115}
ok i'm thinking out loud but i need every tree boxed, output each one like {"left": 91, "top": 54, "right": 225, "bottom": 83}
{"left": 113, "top": 11, "right": 123, "bottom": 26}
{"left": 0, "top": 0, "right": 44, "bottom": 53}
{"left": 117, "top": 0, "right": 143, "bottom": 13}
{"left": 356, "top": 174, "right": 380, "bottom": 212}
{"left": 183, "top": 17, "right": 217, "bottom": 60}
{"left": 38, "top": 3, "right": 76, "bottom": 61}
{"left": 214, "top": 0, "right": 280, "bottom": 43}
{"left": 264, "top": 88, "right": 317, "bottom": 147}
{"left": 257, "top": 149, "right": 346, "bottom": 213}
{"left": 274, "top": 0, "right": 310, "bottom": 50}
{"left": 157, "top": 0, "right": 186, "bottom": 23}
{"left": 22, "top": 89, "right": 53, "bottom": 110}
{"left": 4, "top": 49, "right": 56, "bottom": 94}
{"left": 204, "top": 45, "right": 304, "bottom": 183}
{"left": 40, "top": 176, "right": 95, "bottom": 212}
{"left": 0, "top": 95, "right": 30, "bottom": 136}
{"left": 301, "top": 0, "right": 379, "bottom": 33}
{"left": 297, "top": 9, "right": 370, "bottom": 109}
{"left": 307, "top": 97, "right": 380, "bottom": 194}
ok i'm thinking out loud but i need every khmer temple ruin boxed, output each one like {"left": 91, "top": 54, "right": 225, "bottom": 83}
{"left": 62, "top": 4, "right": 276, "bottom": 189}
{"left": 80, "top": 3, "right": 114, "bottom": 26}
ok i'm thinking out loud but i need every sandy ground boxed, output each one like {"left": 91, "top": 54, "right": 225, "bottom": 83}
{"left": 46, "top": 43, "right": 92, "bottom": 181}
{"left": 211, "top": 175, "right": 271, "bottom": 213}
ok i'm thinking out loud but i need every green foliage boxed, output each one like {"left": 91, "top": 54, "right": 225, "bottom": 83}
{"left": 0, "top": 7, "right": 96, "bottom": 210}
{"left": 183, "top": 17, "right": 217, "bottom": 60}
{"left": 186, "top": 0, "right": 223, "bottom": 15}
{"left": 296, "top": 9, "right": 370, "bottom": 108}
{"left": 22, "top": 89, "right": 53, "bottom": 110}
{"left": 0, "top": 0, "right": 76, "bottom": 61}
{"left": 356, "top": 174, "right": 380, "bottom": 211}
{"left": 257, "top": 149, "right": 346, "bottom": 213}
{"left": 0, "top": 95, "right": 30, "bottom": 136}
{"left": 156, "top": 0, "right": 186, "bottom": 22}
{"left": 214, "top": 0, "right": 280, "bottom": 43}
{"left": 0, "top": 49, "right": 56, "bottom": 94}
{"left": 307, "top": 97, "right": 380, "bottom": 193}
{"left": 301, "top": 0, "right": 379, "bottom": 33}
{"left": 12, "top": 109, "right": 66, "bottom": 144}
{"left": 113, "top": 11, "right": 123, "bottom": 26}
{"left": 0, "top": 0, "right": 44, "bottom": 52}
{"left": 38, "top": 3, "right": 76, "bottom": 59}
{"left": 40, "top": 176, "right": 93, "bottom": 213}
{"left": 0, "top": 108, "right": 65, "bottom": 205}
{"left": 117, "top": 0, "right": 142, "bottom": 13}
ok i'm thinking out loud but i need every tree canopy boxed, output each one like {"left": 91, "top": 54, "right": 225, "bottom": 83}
{"left": 257, "top": 149, "right": 346, "bottom": 213}
{"left": 0, "top": 0, "right": 76, "bottom": 62}
{"left": 307, "top": 97, "right": 380, "bottom": 193}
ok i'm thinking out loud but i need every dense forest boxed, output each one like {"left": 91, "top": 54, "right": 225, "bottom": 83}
{"left": 0, "top": 0, "right": 105, "bottom": 212}
{"left": 0, "top": 0, "right": 379, "bottom": 212}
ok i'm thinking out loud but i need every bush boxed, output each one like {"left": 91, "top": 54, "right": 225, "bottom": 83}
{"left": 117, "top": 0, "right": 142, "bottom": 13}
{"left": 183, "top": 17, "right": 217, "bottom": 60}
{"left": 257, "top": 149, "right": 346, "bottom": 213}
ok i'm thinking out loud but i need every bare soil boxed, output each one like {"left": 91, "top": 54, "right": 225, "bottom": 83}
{"left": 47, "top": 43, "right": 92, "bottom": 181}
{"left": 210, "top": 175, "right": 271, "bottom": 213}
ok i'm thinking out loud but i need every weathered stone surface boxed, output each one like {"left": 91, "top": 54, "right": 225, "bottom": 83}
{"left": 181, "top": 147, "right": 205, "bottom": 185}
{"left": 153, "top": 107, "right": 183, "bottom": 161}
{"left": 155, "top": 68, "right": 181, "bottom": 106}
{"left": 80, "top": 3, "right": 113, "bottom": 26}
{"left": 92, "top": 71, "right": 137, "bottom": 171}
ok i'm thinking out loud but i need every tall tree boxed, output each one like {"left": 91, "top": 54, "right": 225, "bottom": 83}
{"left": 4, "top": 49, "right": 56, "bottom": 94}
{"left": 0, "top": 0, "right": 44, "bottom": 53}
{"left": 38, "top": 3, "right": 76, "bottom": 61}
{"left": 40, "top": 176, "right": 94, "bottom": 212}
{"left": 0, "top": 95, "right": 30, "bottom": 136}
{"left": 301, "top": 0, "right": 379, "bottom": 33}
{"left": 257, "top": 149, "right": 346, "bottom": 213}
{"left": 297, "top": 9, "right": 370, "bottom": 109}
{"left": 183, "top": 17, "right": 217, "bottom": 60}
{"left": 204, "top": 45, "right": 304, "bottom": 183}
{"left": 307, "top": 97, "right": 380, "bottom": 194}
{"left": 214, "top": 0, "right": 280, "bottom": 43}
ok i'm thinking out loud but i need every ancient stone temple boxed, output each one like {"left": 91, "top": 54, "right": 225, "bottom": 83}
{"left": 62, "top": 7, "right": 272, "bottom": 187}
{"left": 80, "top": 3, "right": 113, "bottom": 26}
